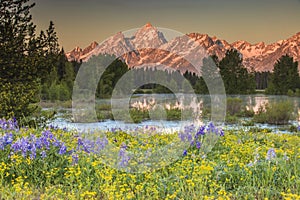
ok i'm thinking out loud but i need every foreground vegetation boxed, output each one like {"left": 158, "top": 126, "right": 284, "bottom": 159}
{"left": 0, "top": 119, "right": 299, "bottom": 199}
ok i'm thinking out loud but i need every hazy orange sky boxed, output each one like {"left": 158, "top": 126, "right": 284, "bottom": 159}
{"left": 31, "top": 0, "right": 300, "bottom": 51}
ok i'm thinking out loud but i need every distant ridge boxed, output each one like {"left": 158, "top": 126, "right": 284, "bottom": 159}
{"left": 66, "top": 24, "right": 300, "bottom": 72}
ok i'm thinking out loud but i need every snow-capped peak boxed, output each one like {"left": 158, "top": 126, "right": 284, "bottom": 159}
{"left": 66, "top": 25, "right": 300, "bottom": 72}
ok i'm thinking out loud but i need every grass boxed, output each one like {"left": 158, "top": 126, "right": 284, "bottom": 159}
{"left": 0, "top": 119, "right": 299, "bottom": 199}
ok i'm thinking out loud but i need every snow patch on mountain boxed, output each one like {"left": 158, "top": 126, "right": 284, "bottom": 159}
{"left": 66, "top": 24, "right": 300, "bottom": 72}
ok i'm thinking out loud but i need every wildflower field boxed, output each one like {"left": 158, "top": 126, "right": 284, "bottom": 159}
{"left": 0, "top": 119, "right": 299, "bottom": 200}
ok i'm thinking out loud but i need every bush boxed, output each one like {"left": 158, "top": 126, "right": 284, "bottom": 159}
{"left": 295, "top": 89, "right": 300, "bottom": 97}
{"left": 241, "top": 109, "right": 255, "bottom": 118}
{"left": 130, "top": 109, "right": 149, "bottom": 123}
{"left": 48, "top": 84, "right": 71, "bottom": 102}
{"left": 253, "top": 101, "right": 294, "bottom": 125}
{"left": 227, "top": 98, "right": 243, "bottom": 116}
{"left": 0, "top": 82, "right": 39, "bottom": 119}
{"left": 242, "top": 120, "right": 254, "bottom": 126}
{"left": 225, "top": 115, "right": 239, "bottom": 124}
{"left": 287, "top": 89, "right": 295, "bottom": 97}
{"left": 166, "top": 108, "right": 181, "bottom": 121}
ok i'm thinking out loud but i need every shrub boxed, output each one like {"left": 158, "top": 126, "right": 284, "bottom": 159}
{"left": 166, "top": 108, "right": 181, "bottom": 121}
{"left": 225, "top": 115, "right": 239, "bottom": 124}
{"left": 287, "top": 89, "right": 295, "bottom": 97}
{"left": 227, "top": 98, "right": 243, "bottom": 116}
{"left": 295, "top": 89, "right": 300, "bottom": 97}
{"left": 253, "top": 101, "right": 294, "bottom": 125}
{"left": 241, "top": 109, "right": 255, "bottom": 118}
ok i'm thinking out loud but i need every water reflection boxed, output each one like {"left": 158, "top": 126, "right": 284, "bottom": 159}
{"left": 50, "top": 94, "right": 300, "bottom": 133}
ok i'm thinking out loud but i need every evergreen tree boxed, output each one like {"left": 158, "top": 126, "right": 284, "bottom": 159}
{"left": 267, "top": 55, "right": 299, "bottom": 95}
{"left": 196, "top": 56, "right": 220, "bottom": 94}
{"left": 218, "top": 49, "right": 255, "bottom": 94}
{"left": 38, "top": 21, "right": 60, "bottom": 83}
{"left": 0, "top": 0, "right": 41, "bottom": 119}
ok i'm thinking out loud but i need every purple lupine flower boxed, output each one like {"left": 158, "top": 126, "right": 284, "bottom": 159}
{"left": 49, "top": 125, "right": 59, "bottom": 130}
{"left": 42, "top": 130, "right": 54, "bottom": 140}
{"left": 0, "top": 138, "right": 4, "bottom": 150}
{"left": 94, "top": 137, "right": 108, "bottom": 152}
{"left": 3, "top": 133, "right": 13, "bottom": 145}
{"left": 0, "top": 118, "right": 18, "bottom": 131}
{"left": 183, "top": 149, "right": 187, "bottom": 156}
{"left": 41, "top": 150, "right": 47, "bottom": 158}
{"left": 11, "top": 140, "right": 20, "bottom": 152}
{"left": 266, "top": 148, "right": 276, "bottom": 161}
{"left": 83, "top": 139, "right": 95, "bottom": 153}
{"left": 12, "top": 117, "right": 18, "bottom": 128}
{"left": 110, "top": 128, "right": 117, "bottom": 133}
{"left": 206, "top": 122, "right": 218, "bottom": 134}
{"left": 35, "top": 138, "right": 43, "bottom": 149}
{"left": 196, "top": 141, "right": 201, "bottom": 149}
{"left": 178, "top": 132, "right": 186, "bottom": 142}
{"left": 220, "top": 129, "right": 225, "bottom": 137}
{"left": 52, "top": 139, "right": 61, "bottom": 147}
{"left": 118, "top": 144, "right": 130, "bottom": 168}
{"left": 58, "top": 143, "right": 67, "bottom": 155}
{"left": 119, "top": 155, "right": 130, "bottom": 168}
{"left": 187, "top": 133, "right": 193, "bottom": 143}
{"left": 40, "top": 136, "right": 50, "bottom": 150}
{"left": 20, "top": 138, "right": 30, "bottom": 157}
{"left": 184, "top": 124, "right": 196, "bottom": 135}
{"left": 77, "top": 137, "right": 93, "bottom": 153}
{"left": 178, "top": 128, "right": 194, "bottom": 143}
{"left": 72, "top": 153, "right": 79, "bottom": 164}
{"left": 77, "top": 137, "right": 84, "bottom": 147}
{"left": 0, "top": 133, "right": 14, "bottom": 150}
{"left": 30, "top": 146, "right": 37, "bottom": 159}
{"left": 196, "top": 126, "right": 205, "bottom": 137}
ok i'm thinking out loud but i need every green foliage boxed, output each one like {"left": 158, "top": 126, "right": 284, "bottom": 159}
{"left": 253, "top": 101, "right": 294, "bottom": 125}
{"left": 0, "top": 82, "right": 39, "bottom": 118}
{"left": 219, "top": 49, "right": 256, "bottom": 94}
{"left": 255, "top": 72, "right": 269, "bottom": 90}
{"left": 19, "top": 110, "right": 57, "bottom": 129}
{"left": 165, "top": 108, "right": 181, "bottom": 120}
{"left": 129, "top": 109, "right": 150, "bottom": 123}
{"left": 0, "top": 0, "right": 77, "bottom": 122}
{"left": 0, "top": 0, "right": 40, "bottom": 119}
{"left": 296, "top": 89, "right": 300, "bottom": 97}
{"left": 226, "top": 98, "right": 243, "bottom": 116}
{"left": 40, "top": 50, "right": 77, "bottom": 102}
{"left": 226, "top": 97, "right": 254, "bottom": 119}
{"left": 80, "top": 55, "right": 129, "bottom": 99}
{"left": 287, "top": 89, "right": 295, "bottom": 97}
{"left": 240, "top": 108, "right": 255, "bottom": 118}
{"left": 267, "top": 55, "right": 300, "bottom": 95}
{"left": 153, "top": 84, "right": 173, "bottom": 93}
{"left": 225, "top": 114, "right": 239, "bottom": 124}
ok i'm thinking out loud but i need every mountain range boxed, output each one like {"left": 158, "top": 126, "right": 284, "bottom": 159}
{"left": 66, "top": 23, "right": 300, "bottom": 72}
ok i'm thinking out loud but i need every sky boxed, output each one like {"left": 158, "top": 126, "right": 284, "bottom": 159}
{"left": 30, "top": 0, "right": 300, "bottom": 51}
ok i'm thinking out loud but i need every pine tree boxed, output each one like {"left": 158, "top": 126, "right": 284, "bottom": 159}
{"left": 38, "top": 21, "right": 60, "bottom": 84}
{"left": 0, "top": 0, "right": 41, "bottom": 119}
{"left": 268, "top": 55, "right": 299, "bottom": 95}
{"left": 218, "top": 49, "right": 255, "bottom": 94}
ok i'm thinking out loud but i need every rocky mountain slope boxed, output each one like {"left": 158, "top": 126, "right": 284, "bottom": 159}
{"left": 66, "top": 23, "right": 300, "bottom": 72}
